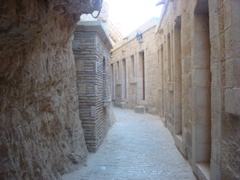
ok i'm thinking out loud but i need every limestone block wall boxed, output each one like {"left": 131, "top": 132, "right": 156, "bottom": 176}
{"left": 111, "top": 18, "right": 160, "bottom": 114}
{"left": 73, "top": 22, "right": 113, "bottom": 152}
{"left": 156, "top": 1, "right": 213, "bottom": 179}
{"left": 158, "top": 0, "right": 194, "bottom": 161}
{"left": 0, "top": 0, "right": 103, "bottom": 179}
{"left": 209, "top": 0, "right": 240, "bottom": 179}
{"left": 156, "top": 0, "right": 240, "bottom": 179}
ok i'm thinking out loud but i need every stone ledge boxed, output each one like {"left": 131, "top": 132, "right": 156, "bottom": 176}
{"left": 134, "top": 106, "right": 145, "bottom": 114}
{"left": 195, "top": 163, "right": 210, "bottom": 180}
{"left": 119, "top": 102, "right": 127, "bottom": 109}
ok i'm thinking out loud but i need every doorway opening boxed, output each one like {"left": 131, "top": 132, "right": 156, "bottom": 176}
{"left": 138, "top": 51, "right": 145, "bottom": 101}
{"left": 174, "top": 16, "right": 182, "bottom": 136}
{"left": 192, "top": 1, "right": 211, "bottom": 178}
{"left": 122, "top": 58, "right": 127, "bottom": 99}
{"left": 111, "top": 63, "right": 114, "bottom": 100}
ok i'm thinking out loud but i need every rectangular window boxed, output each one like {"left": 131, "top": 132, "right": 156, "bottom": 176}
{"left": 167, "top": 33, "right": 172, "bottom": 81}
{"left": 139, "top": 51, "right": 145, "bottom": 100}
{"left": 111, "top": 63, "right": 114, "bottom": 99}
{"left": 117, "top": 61, "right": 120, "bottom": 81}
{"left": 131, "top": 55, "right": 135, "bottom": 78}
{"left": 122, "top": 59, "right": 127, "bottom": 99}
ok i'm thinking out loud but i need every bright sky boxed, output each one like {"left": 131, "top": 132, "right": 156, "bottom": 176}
{"left": 104, "top": 0, "right": 162, "bottom": 36}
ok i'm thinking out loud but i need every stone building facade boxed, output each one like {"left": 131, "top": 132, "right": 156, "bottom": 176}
{"left": 111, "top": 18, "right": 160, "bottom": 114}
{"left": 156, "top": 0, "right": 240, "bottom": 179}
{"left": 73, "top": 21, "right": 113, "bottom": 152}
{"left": 111, "top": 0, "right": 240, "bottom": 179}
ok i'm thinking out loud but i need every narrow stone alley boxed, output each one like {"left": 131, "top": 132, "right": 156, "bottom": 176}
{"left": 62, "top": 108, "right": 196, "bottom": 180}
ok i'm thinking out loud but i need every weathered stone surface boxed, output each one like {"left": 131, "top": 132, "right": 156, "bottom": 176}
{"left": 225, "top": 88, "right": 240, "bottom": 116}
{"left": 0, "top": 0, "right": 103, "bottom": 179}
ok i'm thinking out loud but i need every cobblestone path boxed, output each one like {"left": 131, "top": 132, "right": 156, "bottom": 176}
{"left": 62, "top": 108, "right": 196, "bottom": 180}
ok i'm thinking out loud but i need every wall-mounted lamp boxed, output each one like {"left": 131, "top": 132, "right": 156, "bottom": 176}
{"left": 136, "top": 30, "right": 142, "bottom": 40}
{"left": 91, "top": 0, "right": 103, "bottom": 18}
{"left": 136, "top": 30, "right": 143, "bottom": 43}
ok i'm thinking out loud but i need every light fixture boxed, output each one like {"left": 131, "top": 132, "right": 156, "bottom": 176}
{"left": 136, "top": 30, "right": 142, "bottom": 43}
{"left": 91, "top": 0, "right": 103, "bottom": 18}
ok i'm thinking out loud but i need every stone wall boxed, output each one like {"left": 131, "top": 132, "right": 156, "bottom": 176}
{"left": 0, "top": 0, "right": 102, "bottom": 179}
{"left": 156, "top": 0, "right": 194, "bottom": 163}
{"left": 110, "top": 0, "right": 240, "bottom": 179}
{"left": 209, "top": 0, "right": 240, "bottom": 179}
{"left": 111, "top": 18, "right": 160, "bottom": 114}
{"left": 73, "top": 21, "right": 113, "bottom": 152}
{"left": 156, "top": 0, "right": 240, "bottom": 179}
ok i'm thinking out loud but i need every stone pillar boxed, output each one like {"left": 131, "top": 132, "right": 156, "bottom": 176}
{"left": 73, "top": 21, "right": 113, "bottom": 152}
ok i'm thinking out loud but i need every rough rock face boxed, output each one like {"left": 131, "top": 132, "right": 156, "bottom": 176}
{"left": 0, "top": 0, "right": 101, "bottom": 179}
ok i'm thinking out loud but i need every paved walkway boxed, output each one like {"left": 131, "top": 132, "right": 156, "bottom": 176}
{"left": 62, "top": 108, "right": 196, "bottom": 180}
